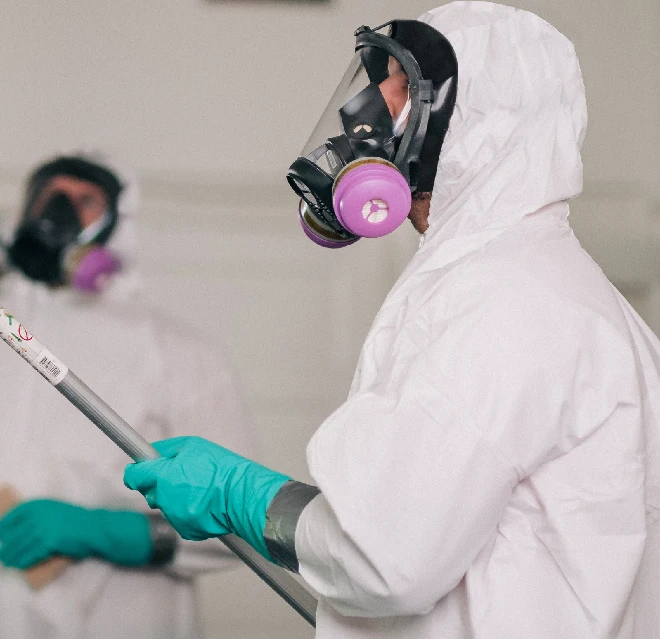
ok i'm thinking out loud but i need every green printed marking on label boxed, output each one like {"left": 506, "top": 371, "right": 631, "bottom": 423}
{"left": 11, "top": 333, "right": 21, "bottom": 342}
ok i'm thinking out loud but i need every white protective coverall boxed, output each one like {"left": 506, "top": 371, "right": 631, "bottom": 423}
{"left": 294, "top": 3, "right": 660, "bottom": 638}
{"left": 0, "top": 160, "right": 252, "bottom": 639}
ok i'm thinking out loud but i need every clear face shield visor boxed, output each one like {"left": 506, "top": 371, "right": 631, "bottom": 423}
{"left": 287, "top": 29, "right": 428, "bottom": 247}
{"left": 301, "top": 51, "right": 412, "bottom": 171}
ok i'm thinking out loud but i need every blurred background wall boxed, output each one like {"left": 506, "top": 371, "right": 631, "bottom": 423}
{"left": 0, "top": 1, "right": 659, "bottom": 637}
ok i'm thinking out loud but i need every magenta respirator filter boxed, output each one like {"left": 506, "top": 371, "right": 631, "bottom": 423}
{"left": 296, "top": 158, "right": 412, "bottom": 247}
{"left": 297, "top": 199, "right": 361, "bottom": 249}
{"left": 299, "top": 216, "right": 358, "bottom": 249}
{"left": 332, "top": 159, "right": 411, "bottom": 239}
{"left": 67, "top": 245, "right": 121, "bottom": 293}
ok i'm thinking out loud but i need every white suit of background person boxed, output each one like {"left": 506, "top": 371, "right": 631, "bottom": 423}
{"left": 0, "top": 153, "right": 252, "bottom": 639}
{"left": 124, "top": 2, "right": 660, "bottom": 638}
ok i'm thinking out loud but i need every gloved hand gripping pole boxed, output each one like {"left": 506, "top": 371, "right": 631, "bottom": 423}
{"left": 0, "top": 307, "right": 317, "bottom": 627}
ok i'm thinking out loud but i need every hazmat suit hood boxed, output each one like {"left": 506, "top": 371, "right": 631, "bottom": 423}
{"left": 350, "top": 1, "right": 589, "bottom": 393}
{"left": 419, "top": 1, "right": 587, "bottom": 248}
{"left": 88, "top": 151, "right": 143, "bottom": 299}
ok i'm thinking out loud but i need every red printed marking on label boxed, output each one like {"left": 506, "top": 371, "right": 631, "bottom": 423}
{"left": 17, "top": 325, "right": 32, "bottom": 341}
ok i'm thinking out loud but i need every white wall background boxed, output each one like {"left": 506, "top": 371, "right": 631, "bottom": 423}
{"left": 1, "top": 1, "right": 660, "bottom": 637}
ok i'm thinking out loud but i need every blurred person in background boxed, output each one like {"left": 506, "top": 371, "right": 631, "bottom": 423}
{"left": 125, "top": 3, "right": 660, "bottom": 638}
{"left": 0, "top": 153, "right": 252, "bottom": 639}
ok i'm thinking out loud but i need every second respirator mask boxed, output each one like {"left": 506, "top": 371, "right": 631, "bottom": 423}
{"left": 287, "top": 20, "right": 458, "bottom": 248}
{"left": 7, "top": 157, "right": 123, "bottom": 292}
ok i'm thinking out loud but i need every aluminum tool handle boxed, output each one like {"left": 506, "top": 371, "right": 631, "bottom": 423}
{"left": 59, "top": 372, "right": 317, "bottom": 626}
{"left": 0, "top": 308, "right": 317, "bottom": 627}
{"left": 58, "top": 371, "right": 158, "bottom": 461}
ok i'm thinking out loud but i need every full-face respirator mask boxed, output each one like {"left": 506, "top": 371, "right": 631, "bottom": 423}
{"left": 287, "top": 20, "right": 458, "bottom": 248}
{"left": 5, "top": 157, "right": 123, "bottom": 293}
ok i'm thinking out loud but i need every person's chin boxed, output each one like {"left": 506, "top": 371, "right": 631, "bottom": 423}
{"left": 407, "top": 215, "right": 427, "bottom": 235}
{"left": 407, "top": 194, "right": 432, "bottom": 234}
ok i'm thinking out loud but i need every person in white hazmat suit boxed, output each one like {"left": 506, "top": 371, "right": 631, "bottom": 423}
{"left": 0, "top": 153, "right": 252, "bottom": 639}
{"left": 124, "top": 2, "right": 660, "bottom": 637}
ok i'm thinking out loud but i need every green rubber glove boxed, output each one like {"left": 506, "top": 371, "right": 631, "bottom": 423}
{"left": 124, "top": 437, "right": 291, "bottom": 561}
{"left": 0, "top": 499, "right": 153, "bottom": 569}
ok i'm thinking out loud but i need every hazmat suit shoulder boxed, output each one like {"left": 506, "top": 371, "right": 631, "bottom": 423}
{"left": 294, "top": 4, "right": 660, "bottom": 638}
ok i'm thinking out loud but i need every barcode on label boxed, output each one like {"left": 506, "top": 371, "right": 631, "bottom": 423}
{"left": 39, "top": 356, "right": 61, "bottom": 378}
{"left": 32, "top": 348, "right": 68, "bottom": 385}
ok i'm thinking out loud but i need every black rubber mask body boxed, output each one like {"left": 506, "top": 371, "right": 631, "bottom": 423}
{"left": 337, "top": 83, "right": 396, "bottom": 163}
{"left": 8, "top": 193, "right": 83, "bottom": 284}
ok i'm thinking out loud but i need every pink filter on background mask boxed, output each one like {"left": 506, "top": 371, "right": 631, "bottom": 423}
{"left": 69, "top": 246, "right": 121, "bottom": 293}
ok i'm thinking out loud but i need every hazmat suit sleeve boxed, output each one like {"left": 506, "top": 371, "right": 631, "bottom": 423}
{"left": 294, "top": 273, "right": 638, "bottom": 618}
{"left": 154, "top": 322, "right": 254, "bottom": 578}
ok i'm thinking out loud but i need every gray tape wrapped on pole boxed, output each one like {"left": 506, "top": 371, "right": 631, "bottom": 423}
{"left": 0, "top": 307, "right": 318, "bottom": 627}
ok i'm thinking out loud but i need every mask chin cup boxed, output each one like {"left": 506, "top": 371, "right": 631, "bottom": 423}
{"left": 65, "top": 245, "right": 121, "bottom": 293}
{"left": 7, "top": 232, "right": 63, "bottom": 283}
{"left": 332, "top": 158, "right": 411, "bottom": 238}
{"left": 298, "top": 200, "right": 360, "bottom": 249}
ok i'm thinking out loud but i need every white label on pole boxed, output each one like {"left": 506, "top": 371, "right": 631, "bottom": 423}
{"left": 0, "top": 308, "right": 69, "bottom": 386}
{"left": 34, "top": 348, "right": 68, "bottom": 385}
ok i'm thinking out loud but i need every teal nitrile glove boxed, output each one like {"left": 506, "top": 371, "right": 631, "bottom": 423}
{"left": 0, "top": 500, "right": 153, "bottom": 570}
{"left": 123, "top": 436, "right": 291, "bottom": 561}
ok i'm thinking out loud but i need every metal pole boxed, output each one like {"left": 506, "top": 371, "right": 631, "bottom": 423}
{"left": 0, "top": 308, "right": 317, "bottom": 627}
